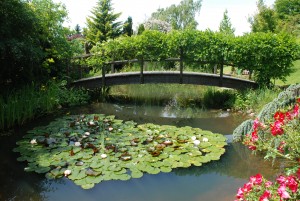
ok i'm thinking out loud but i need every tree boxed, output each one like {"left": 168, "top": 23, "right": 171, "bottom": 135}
{"left": 29, "top": 0, "right": 72, "bottom": 77}
{"left": 75, "top": 24, "right": 81, "bottom": 34}
{"left": 123, "top": 16, "right": 133, "bottom": 36}
{"left": 0, "top": 0, "right": 44, "bottom": 90}
{"left": 150, "top": 0, "right": 202, "bottom": 30}
{"left": 274, "top": 0, "right": 300, "bottom": 37}
{"left": 219, "top": 9, "right": 235, "bottom": 36}
{"left": 137, "top": 24, "right": 145, "bottom": 35}
{"left": 85, "top": 0, "right": 122, "bottom": 45}
{"left": 248, "top": 0, "right": 277, "bottom": 33}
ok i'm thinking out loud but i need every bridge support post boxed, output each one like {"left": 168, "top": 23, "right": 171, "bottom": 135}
{"left": 111, "top": 57, "right": 115, "bottom": 73}
{"left": 179, "top": 48, "right": 183, "bottom": 84}
{"left": 219, "top": 62, "right": 224, "bottom": 87}
{"left": 140, "top": 58, "right": 144, "bottom": 84}
{"left": 102, "top": 65, "right": 106, "bottom": 90}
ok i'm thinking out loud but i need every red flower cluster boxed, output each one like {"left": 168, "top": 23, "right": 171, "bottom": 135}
{"left": 244, "top": 101, "right": 300, "bottom": 150}
{"left": 235, "top": 169, "right": 300, "bottom": 201}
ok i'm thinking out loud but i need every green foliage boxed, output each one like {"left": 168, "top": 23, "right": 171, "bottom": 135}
{"left": 122, "top": 16, "right": 133, "bottom": 36}
{"left": 218, "top": 9, "right": 235, "bottom": 36}
{"left": 233, "top": 32, "right": 299, "bottom": 86}
{"left": 137, "top": 24, "right": 145, "bottom": 35}
{"left": 0, "top": 80, "right": 90, "bottom": 130}
{"left": 150, "top": 0, "right": 202, "bottom": 30}
{"left": 0, "top": 0, "right": 44, "bottom": 89}
{"left": 202, "top": 88, "right": 236, "bottom": 109}
{"left": 86, "top": 30, "right": 298, "bottom": 87}
{"left": 248, "top": 0, "right": 277, "bottom": 33}
{"left": 85, "top": 0, "right": 122, "bottom": 45}
{"left": 233, "top": 83, "right": 300, "bottom": 141}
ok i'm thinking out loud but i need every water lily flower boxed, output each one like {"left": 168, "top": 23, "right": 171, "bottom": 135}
{"left": 84, "top": 132, "right": 90, "bottom": 136}
{"left": 74, "top": 142, "right": 81, "bottom": 147}
{"left": 193, "top": 140, "right": 200, "bottom": 146}
{"left": 30, "top": 139, "right": 37, "bottom": 145}
{"left": 101, "top": 154, "right": 107, "bottom": 159}
{"left": 64, "top": 169, "right": 71, "bottom": 176}
{"left": 108, "top": 127, "right": 113, "bottom": 131}
{"left": 202, "top": 137, "right": 208, "bottom": 142}
{"left": 191, "top": 136, "right": 197, "bottom": 141}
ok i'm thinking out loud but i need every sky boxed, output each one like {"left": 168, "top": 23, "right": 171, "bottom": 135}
{"left": 54, "top": 0, "right": 275, "bottom": 36}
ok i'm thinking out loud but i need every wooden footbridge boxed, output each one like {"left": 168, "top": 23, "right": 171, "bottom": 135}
{"left": 72, "top": 71, "right": 257, "bottom": 90}
{"left": 71, "top": 57, "right": 258, "bottom": 90}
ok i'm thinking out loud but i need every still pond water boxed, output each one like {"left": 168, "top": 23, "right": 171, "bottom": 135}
{"left": 0, "top": 102, "right": 285, "bottom": 201}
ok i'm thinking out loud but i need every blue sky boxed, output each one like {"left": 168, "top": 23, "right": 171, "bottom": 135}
{"left": 54, "top": 0, "right": 275, "bottom": 36}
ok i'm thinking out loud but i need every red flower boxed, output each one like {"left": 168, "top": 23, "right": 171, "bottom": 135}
{"left": 251, "top": 130, "right": 258, "bottom": 142}
{"left": 270, "top": 120, "right": 284, "bottom": 136}
{"left": 250, "top": 173, "right": 263, "bottom": 185}
{"left": 259, "top": 190, "right": 271, "bottom": 201}
{"left": 286, "top": 176, "right": 298, "bottom": 193}
{"left": 274, "top": 111, "right": 285, "bottom": 122}
{"left": 248, "top": 145, "right": 257, "bottom": 150}
{"left": 285, "top": 111, "right": 292, "bottom": 120}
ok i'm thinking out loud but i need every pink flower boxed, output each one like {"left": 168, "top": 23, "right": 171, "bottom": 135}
{"left": 271, "top": 120, "right": 284, "bottom": 136}
{"left": 265, "top": 181, "right": 273, "bottom": 188}
{"left": 236, "top": 187, "right": 244, "bottom": 199}
{"left": 259, "top": 190, "right": 271, "bottom": 201}
{"left": 276, "top": 175, "right": 287, "bottom": 185}
{"left": 277, "top": 185, "right": 290, "bottom": 199}
{"left": 250, "top": 173, "right": 263, "bottom": 185}
{"left": 253, "top": 118, "right": 260, "bottom": 130}
{"left": 243, "top": 182, "right": 253, "bottom": 192}
{"left": 293, "top": 104, "right": 299, "bottom": 117}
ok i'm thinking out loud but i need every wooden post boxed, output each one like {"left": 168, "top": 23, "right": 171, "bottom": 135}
{"left": 179, "top": 47, "right": 183, "bottom": 84}
{"left": 102, "top": 65, "right": 106, "bottom": 90}
{"left": 111, "top": 56, "right": 115, "bottom": 73}
{"left": 219, "top": 62, "right": 224, "bottom": 87}
{"left": 140, "top": 58, "right": 144, "bottom": 84}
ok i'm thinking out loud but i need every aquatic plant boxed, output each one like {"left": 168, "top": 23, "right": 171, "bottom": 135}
{"left": 13, "top": 114, "right": 227, "bottom": 189}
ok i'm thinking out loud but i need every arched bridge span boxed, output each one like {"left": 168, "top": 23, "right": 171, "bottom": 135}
{"left": 72, "top": 71, "right": 258, "bottom": 90}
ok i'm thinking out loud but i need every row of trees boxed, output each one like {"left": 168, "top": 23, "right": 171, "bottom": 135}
{"left": 85, "top": 30, "right": 299, "bottom": 87}
{"left": 249, "top": 0, "right": 300, "bottom": 37}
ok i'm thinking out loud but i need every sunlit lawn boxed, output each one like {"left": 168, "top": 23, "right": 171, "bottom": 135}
{"left": 275, "top": 60, "right": 300, "bottom": 86}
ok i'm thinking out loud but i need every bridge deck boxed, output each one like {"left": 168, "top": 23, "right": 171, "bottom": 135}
{"left": 72, "top": 71, "right": 258, "bottom": 90}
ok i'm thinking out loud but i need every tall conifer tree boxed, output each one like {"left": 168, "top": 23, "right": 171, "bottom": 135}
{"left": 85, "top": 0, "right": 122, "bottom": 45}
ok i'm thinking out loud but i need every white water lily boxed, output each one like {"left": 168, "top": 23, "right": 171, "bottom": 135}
{"left": 64, "top": 169, "right": 72, "bottom": 176}
{"left": 108, "top": 127, "right": 113, "bottom": 131}
{"left": 74, "top": 142, "right": 81, "bottom": 147}
{"left": 191, "top": 136, "right": 197, "bottom": 141}
{"left": 101, "top": 154, "right": 107, "bottom": 159}
{"left": 30, "top": 139, "right": 37, "bottom": 145}
{"left": 84, "top": 132, "right": 90, "bottom": 136}
{"left": 193, "top": 140, "right": 201, "bottom": 146}
{"left": 203, "top": 137, "right": 209, "bottom": 142}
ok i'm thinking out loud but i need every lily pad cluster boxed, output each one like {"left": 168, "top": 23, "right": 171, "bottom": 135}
{"left": 13, "top": 114, "right": 227, "bottom": 189}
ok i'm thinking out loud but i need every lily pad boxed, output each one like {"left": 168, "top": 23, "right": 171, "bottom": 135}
{"left": 14, "top": 113, "right": 227, "bottom": 189}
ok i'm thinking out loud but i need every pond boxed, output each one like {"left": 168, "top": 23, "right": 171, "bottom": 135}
{"left": 0, "top": 102, "right": 285, "bottom": 201}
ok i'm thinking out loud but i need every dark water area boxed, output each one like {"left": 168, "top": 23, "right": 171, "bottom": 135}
{"left": 0, "top": 102, "right": 287, "bottom": 201}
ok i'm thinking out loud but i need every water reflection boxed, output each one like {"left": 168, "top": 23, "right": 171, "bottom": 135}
{"left": 0, "top": 102, "right": 285, "bottom": 201}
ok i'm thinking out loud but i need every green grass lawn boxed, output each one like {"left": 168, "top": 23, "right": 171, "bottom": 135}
{"left": 275, "top": 60, "right": 300, "bottom": 86}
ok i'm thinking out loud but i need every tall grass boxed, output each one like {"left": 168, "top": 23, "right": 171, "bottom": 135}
{"left": 233, "top": 88, "right": 281, "bottom": 113}
{"left": 109, "top": 84, "right": 236, "bottom": 109}
{"left": 0, "top": 81, "right": 90, "bottom": 130}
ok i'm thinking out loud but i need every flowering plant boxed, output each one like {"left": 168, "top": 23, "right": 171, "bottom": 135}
{"left": 236, "top": 98, "right": 300, "bottom": 200}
